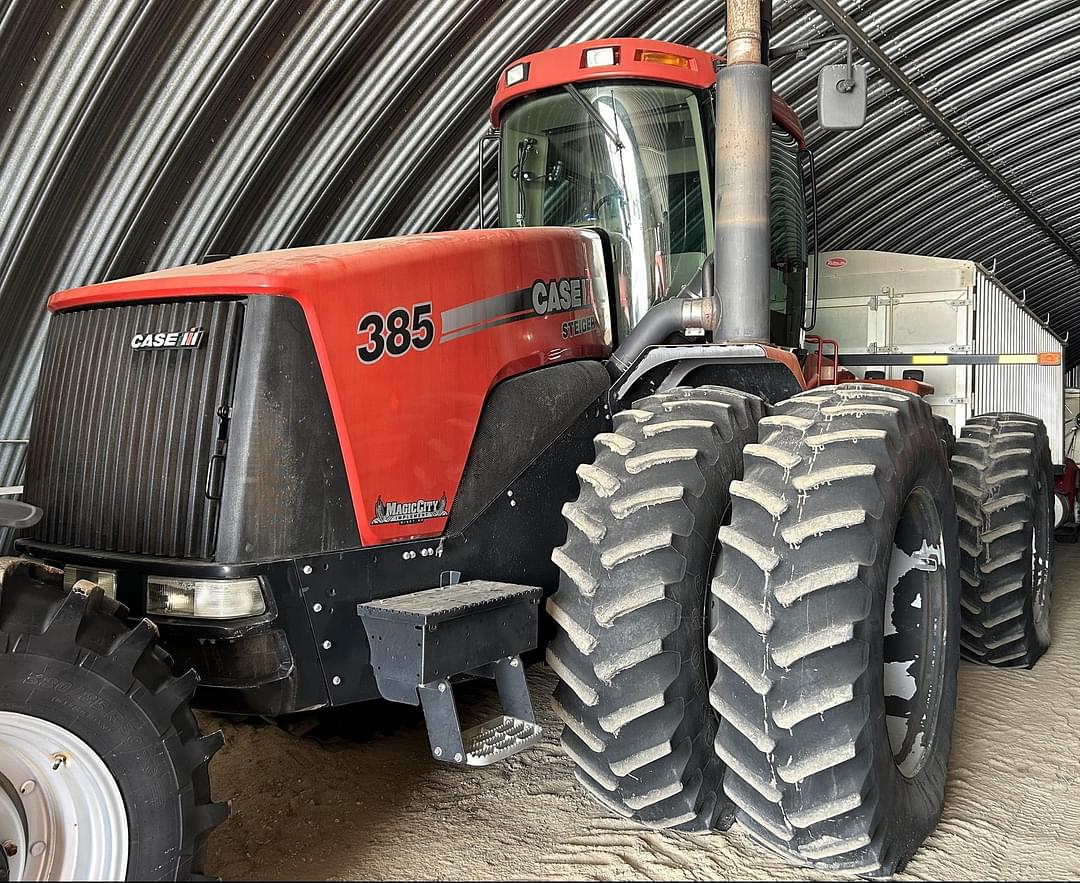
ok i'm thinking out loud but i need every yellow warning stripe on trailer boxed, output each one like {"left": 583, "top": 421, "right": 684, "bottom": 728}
{"left": 839, "top": 352, "right": 1062, "bottom": 367}
{"left": 909, "top": 353, "right": 1060, "bottom": 365}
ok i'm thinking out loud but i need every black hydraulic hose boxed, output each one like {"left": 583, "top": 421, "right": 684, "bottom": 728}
{"left": 802, "top": 146, "right": 819, "bottom": 332}
{"left": 514, "top": 138, "right": 536, "bottom": 227}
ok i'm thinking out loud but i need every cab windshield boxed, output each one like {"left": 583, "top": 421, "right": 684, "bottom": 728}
{"left": 500, "top": 83, "right": 713, "bottom": 337}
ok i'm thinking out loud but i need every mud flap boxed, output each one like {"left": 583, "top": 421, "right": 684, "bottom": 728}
{"left": 358, "top": 581, "right": 543, "bottom": 766}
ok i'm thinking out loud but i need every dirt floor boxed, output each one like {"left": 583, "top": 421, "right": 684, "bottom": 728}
{"left": 203, "top": 543, "right": 1080, "bottom": 881}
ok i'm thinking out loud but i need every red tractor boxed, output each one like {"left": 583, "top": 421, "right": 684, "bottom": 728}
{"left": 0, "top": 2, "right": 1054, "bottom": 879}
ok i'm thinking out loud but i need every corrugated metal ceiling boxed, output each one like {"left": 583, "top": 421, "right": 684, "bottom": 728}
{"left": 1, "top": 0, "right": 1078, "bottom": 491}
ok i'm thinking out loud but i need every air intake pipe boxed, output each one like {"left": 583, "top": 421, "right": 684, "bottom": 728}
{"left": 606, "top": 280, "right": 718, "bottom": 379}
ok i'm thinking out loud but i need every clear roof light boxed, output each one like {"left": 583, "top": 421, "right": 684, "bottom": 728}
{"left": 584, "top": 47, "right": 618, "bottom": 68}
{"left": 505, "top": 63, "right": 529, "bottom": 87}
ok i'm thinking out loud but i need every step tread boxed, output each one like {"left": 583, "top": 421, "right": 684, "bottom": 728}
{"left": 461, "top": 715, "right": 543, "bottom": 766}
{"left": 359, "top": 580, "right": 542, "bottom": 622}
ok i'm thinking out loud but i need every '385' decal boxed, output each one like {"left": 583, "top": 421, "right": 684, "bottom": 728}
{"left": 356, "top": 302, "right": 435, "bottom": 364}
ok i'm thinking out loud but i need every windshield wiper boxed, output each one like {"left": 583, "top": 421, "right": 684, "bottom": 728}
{"left": 563, "top": 84, "right": 624, "bottom": 150}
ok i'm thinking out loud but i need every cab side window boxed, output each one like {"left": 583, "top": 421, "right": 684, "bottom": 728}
{"left": 769, "top": 127, "right": 808, "bottom": 348}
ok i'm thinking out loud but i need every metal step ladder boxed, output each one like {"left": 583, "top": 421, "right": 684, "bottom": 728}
{"left": 357, "top": 580, "right": 543, "bottom": 766}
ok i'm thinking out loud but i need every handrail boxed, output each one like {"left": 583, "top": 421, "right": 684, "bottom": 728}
{"left": 477, "top": 128, "right": 501, "bottom": 229}
{"left": 804, "top": 334, "right": 840, "bottom": 387}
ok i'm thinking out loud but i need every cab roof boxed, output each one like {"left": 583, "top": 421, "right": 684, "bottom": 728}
{"left": 490, "top": 37, "right": 804, "bottom": 146}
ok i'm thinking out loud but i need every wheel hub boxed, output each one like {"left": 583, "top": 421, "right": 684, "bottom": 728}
{"left": 883, "top": 486, "right": 949, "bottom": 779}
{"left": 0, "top": 713, "right": 128, "bottom": 881}
{"left": 1032, "top": 473, "right": 1052, "bottom": 634}
{"left": 0, "top": 773, "right": 25, "bottom": 882}
{"left": 1033, "top": 531, "right": 1050, "bottom": 622}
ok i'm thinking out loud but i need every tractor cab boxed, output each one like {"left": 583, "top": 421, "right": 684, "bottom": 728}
{"left": 489, "top": 38, "right": 810, "bottom": 350}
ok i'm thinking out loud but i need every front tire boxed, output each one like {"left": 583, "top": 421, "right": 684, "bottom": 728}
{"left": 709, "top": 385, "right": 961, "bottom": 875}
{"left": 0, "top": 558, "right": 227, "bottom": 881}
{"left": 547, "top": 386, "right": 761, "bottom": 831}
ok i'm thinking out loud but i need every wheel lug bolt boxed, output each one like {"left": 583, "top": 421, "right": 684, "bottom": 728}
{"left": 3, "top": 841, "right": 17, "bottom": 857}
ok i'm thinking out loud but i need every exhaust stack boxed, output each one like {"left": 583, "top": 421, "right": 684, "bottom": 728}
{"left": 714, "top": 0, "right": 772, "bottom": 343}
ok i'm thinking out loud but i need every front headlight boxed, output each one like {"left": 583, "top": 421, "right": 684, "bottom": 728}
{"left": 146, "top": 576, "right": 266, "bottom": 619}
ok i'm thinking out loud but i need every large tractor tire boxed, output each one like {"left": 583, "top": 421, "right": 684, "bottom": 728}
{"left": 0, "top": 558, "right": 227, "bottom": 881}
{"left": 547, "top": 385, "right": 762, "bottom": 831}
{"left": 709, "top": 385, "right": 960, "bottom": 875}
{"left": 950, "top": 413, "right": 1053, "bottom": 667}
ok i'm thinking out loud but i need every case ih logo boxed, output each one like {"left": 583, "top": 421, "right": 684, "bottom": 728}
{"left": 372, "top": 495, "right": 448, "bottom": 526}
{"left": 130, "top": 327, "right": 205, "bottom": 350}
{"left": 532, "top": 276, "right": 590, "bottom": 315}
{"left": 439, "top": 277, "right": 595, "bottom": 344}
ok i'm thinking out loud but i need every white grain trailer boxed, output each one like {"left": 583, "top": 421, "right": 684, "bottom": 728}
{"left": 810, "top": 249, "right": 1066, "bottom": 464}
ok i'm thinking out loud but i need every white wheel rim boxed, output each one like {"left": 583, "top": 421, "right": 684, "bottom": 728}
{"left": 1032, "top": 529, "right": 1050, "bottom": 625}
{"left": 1032, "top": 473, "right": 1052, "bottom": 642}
{"left": 883, "top": 486, "right": 948, "bottom": 779}
{"left": 0, "top": 713, "right": 128, "bottom": 881}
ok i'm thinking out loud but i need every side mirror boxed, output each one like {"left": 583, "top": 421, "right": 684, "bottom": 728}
{"left": 0, "top": 499, "right": 42, "bottom": 529}
{"left": 818, "top": 64, "right": 867, "bottom": 130}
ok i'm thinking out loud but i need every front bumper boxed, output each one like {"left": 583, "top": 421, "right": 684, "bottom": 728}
{"left": 15, "top": 541, "right": 329, "bottom": 716}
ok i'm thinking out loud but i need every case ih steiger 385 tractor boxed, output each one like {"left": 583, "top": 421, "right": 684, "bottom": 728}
{"left": 0, "top": 1, "right": 1055, "bottom": 879}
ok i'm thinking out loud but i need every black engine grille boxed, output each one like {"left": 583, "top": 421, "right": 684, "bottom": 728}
{"left": 23, "top": 299, "right": 243, "bottom": 559}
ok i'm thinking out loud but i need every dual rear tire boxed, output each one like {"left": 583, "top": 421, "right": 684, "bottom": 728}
{"left": 550, "top": 384, "right": 968, "bottom": 874}
{"left": 950, "top": 413, "right": 1053, "bottom": 667}
{"left": 710, "top": 385, "right": 959, "bottom": 875}
{"left": 545, "top": 386, "right": 761, "bottom": 830}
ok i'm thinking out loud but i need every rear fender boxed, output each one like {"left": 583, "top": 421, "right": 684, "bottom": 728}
{"left": 610, "top": 343, "right": 805, "bottom": 409}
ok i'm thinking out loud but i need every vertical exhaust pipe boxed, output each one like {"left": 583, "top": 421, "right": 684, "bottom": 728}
{"left": 714, "top": 0, "right": 772, "bottom": 342}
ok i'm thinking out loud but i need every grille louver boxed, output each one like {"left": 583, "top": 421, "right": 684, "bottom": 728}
{"left": 23, "top": 299, "right": 243, "bottom": 559}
